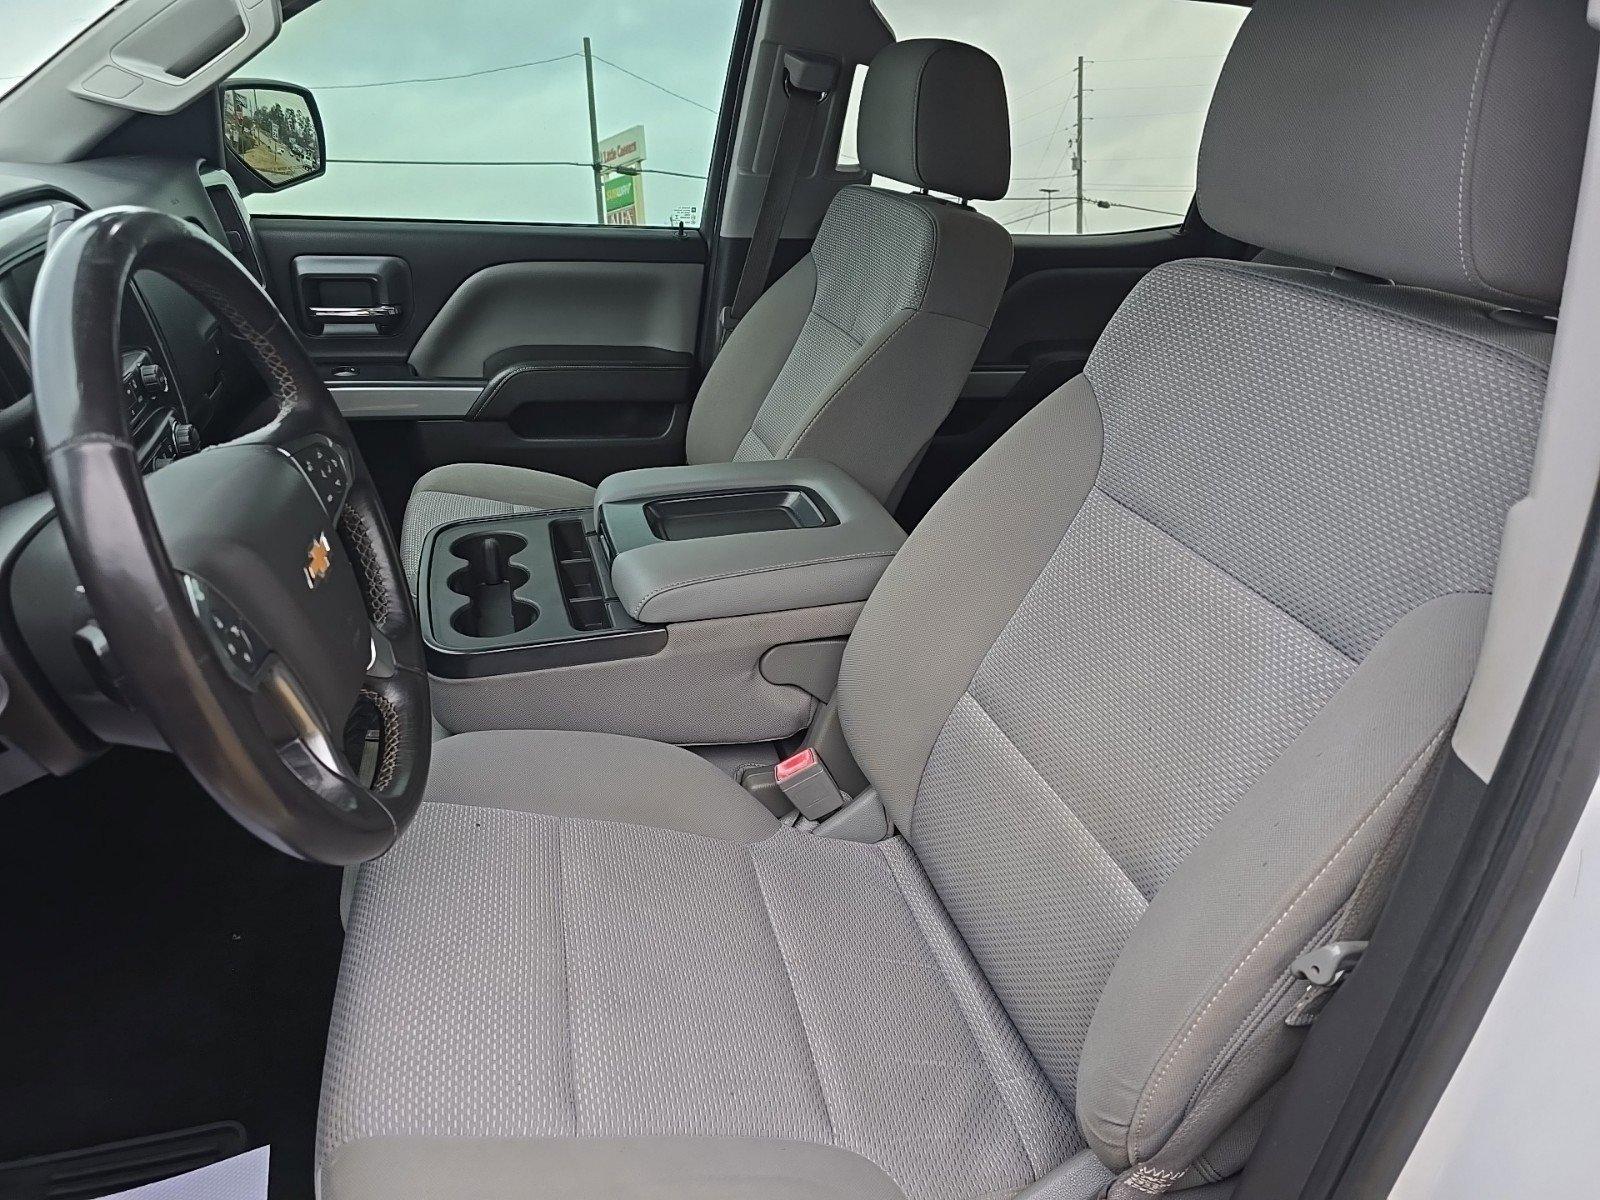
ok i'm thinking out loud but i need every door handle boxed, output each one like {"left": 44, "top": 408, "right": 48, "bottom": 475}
{"left": 309, "top": 305, "right": 401, "bottom": 321}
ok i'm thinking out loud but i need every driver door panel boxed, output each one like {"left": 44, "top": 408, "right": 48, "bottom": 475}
{"left": 251, "top": 218, "right": 707, "bottom": 523}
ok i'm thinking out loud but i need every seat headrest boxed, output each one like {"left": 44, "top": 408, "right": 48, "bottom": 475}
{"left": 858, "top": 39, "right": 1010, "bottom": 202}
{"left": 1198, "top": 0, "right": 1598, "bottom": 314}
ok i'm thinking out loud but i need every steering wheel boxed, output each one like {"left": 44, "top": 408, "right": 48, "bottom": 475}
{"left": 27, "top": 206, "right": 430, "bottom": 864}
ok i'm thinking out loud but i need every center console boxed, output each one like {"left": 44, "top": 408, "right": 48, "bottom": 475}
{"left": 416, "top": 460, "right": 907, "bottom": 744}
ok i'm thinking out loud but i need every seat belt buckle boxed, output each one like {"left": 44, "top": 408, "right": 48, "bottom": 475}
{"left": 774, "top": 747, "right": 846, "bottom": 820}
{"left": 716, "top": 305, "right": 739, "bottom": 347}
{"left": 1285, "top": 940, "right": 1369, "bottom": 1027}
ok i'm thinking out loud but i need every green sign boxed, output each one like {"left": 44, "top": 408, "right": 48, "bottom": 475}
{"left": 603, "top": 172, "right": 644, "bottom": 225}
{"left": 603, "top": 174, "right": 635, "bottom": 211}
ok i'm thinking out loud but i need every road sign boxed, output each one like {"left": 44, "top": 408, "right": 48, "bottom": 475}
{"left": 604, "top": 172, "right": 645, "bottom": 225}
{"left": 599, "top": 125, "right": 646, "bottom": 171}
{"left": 599, "top": 124, "right": 647, "bottom": 224}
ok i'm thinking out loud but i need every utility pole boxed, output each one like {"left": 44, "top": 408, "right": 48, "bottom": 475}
{"left": 1040, "top": 187, "right": 1061, "bottom": 234}
{"left": 1074, "top": 56, "right": 1085, "bottom": 234}
{"left": 583, "top": 37, "right": 605, "bottom": 224}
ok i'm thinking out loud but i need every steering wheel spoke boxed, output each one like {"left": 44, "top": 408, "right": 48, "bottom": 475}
{"left": 259, "top": 657, "right": 353, "bottom": 785}
{"left": 366, "top": 623, "right": 398, "bottom": 681}
{"left": 26, "top": 206, "right": 431, "bottom": 864}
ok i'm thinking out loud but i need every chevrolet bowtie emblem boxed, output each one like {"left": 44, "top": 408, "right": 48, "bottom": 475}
{"left": 304, "top": 533, "right": 333, "bottom": 589}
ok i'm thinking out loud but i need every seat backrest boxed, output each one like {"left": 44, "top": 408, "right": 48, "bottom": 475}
{"left": 686, "top": 40, "right": 1013, "bottom": 504}
{"left": 837, "top": 0, "right": 1596, "bottom": 1193}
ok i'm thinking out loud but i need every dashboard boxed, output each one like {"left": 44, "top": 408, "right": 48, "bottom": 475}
{"left": 0, "top": 156, "right": 272, "bottom": 490}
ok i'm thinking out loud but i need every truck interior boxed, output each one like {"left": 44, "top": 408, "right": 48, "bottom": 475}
{"left": 1, "top": 1, "right": 1599, "bottom": 1198}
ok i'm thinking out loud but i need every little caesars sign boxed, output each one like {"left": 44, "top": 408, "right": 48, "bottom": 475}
{"left": 599, "top": 125, "right": 646, "bottom": 225}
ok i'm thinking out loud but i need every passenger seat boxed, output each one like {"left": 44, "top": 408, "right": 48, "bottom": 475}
{"left": 401, "top": 39, "right": 1013, "bottom": 584}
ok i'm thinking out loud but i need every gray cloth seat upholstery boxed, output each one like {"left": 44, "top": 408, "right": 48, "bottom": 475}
{"left": 400, "top": 38, "right": 1014, "bottom": 587}
{"left": 323, "top": 731, "right": 1084, "bottom": 1200}
{"left": 320, "top": 2, "right": 1596, "bottom": 1197}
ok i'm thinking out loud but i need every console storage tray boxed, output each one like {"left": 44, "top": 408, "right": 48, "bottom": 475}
{"left": 645, "top": 489, "right": 833, "bottom": 540}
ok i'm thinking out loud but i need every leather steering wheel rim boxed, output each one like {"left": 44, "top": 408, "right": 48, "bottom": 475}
{"left": 28, "top": 206, "right": 430, "bottom": 864}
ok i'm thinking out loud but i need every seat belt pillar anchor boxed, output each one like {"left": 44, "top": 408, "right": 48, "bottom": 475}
{"left": 781, "top": 50, "right": 838, "bottom": 99}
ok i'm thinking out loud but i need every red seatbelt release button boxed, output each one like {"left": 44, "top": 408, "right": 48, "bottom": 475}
{"left": 773, "top": 748, "right": 845, "bottom": 820}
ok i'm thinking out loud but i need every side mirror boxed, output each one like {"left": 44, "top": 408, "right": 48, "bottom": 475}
{"left": 220, "top": 80, "right": 326, "bottom": 193}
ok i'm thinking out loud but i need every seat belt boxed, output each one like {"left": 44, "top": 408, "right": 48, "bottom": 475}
{"left": 718, "top": 50, "right": 839, "bottom": 348}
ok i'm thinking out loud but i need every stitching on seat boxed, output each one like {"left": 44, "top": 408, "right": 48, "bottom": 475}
{"left": 1456, "top": 0, "right": 1512, "bottom": 297}
{"left": 747, "top": 847, "right": 838, "bottom": 1145}
{"left": 881, "top": 842, "right": 1043, "bottom": 1179}
{"left": 1161, "top": 258, "right": 1554, "bottom": 372}
{"left": 903, "top": 380, "right": 1108, "bottom": 842}
{"left": 632, "top": 550, "right": 898, "bottom": 614}
{"left": 1089, "top": 488, "right": 1359, "bottom": 667}
{"left": 1128, "top": 721, "right": 1451, "bottom": 1162}
{"left": 783, "top": 312, "right": 918, "bottom": 459}
{"left": 966, "top": 692, "right": 1149, "bottom": 901}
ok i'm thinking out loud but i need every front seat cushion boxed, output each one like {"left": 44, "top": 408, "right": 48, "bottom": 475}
{"left": 400, "top": 463, "right": 597, "bottom": 585}
{"left": 319, "top": 731, "right": 1079, "bottom": 1199}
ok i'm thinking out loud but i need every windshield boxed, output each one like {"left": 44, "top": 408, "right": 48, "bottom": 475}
{"left": 1, "top": 0, "right": 126, "bottom": 100}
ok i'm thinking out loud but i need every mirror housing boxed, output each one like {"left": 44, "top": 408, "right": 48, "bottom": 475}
{"left": 220, "top": 79, "right": 326, "bottom": 194}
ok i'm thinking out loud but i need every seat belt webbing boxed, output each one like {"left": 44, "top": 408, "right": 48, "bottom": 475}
{"left": 719, "top": 51, "right": 838, "bottom": 346}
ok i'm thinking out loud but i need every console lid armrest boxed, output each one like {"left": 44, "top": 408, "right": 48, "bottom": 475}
{"left": 596, "top": 460, "right": 906, "bottom": 625}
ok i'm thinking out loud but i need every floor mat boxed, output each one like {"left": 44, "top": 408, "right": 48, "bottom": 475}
{"left": 0, "top": 1123, "right": 248, "bottom": 1199}
{"left": 0, "top": 748, "right": 344, "bottom": 1200}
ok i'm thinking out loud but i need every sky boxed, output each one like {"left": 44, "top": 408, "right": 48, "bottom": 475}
{"left": 238, "top": 0, "right": 1243, "bottom": 235}
{"left": 862, "top": 0, "right": 1248, "bottom": 234}
{"left": 245, "top": 0, "right": 742, "bottom": 225}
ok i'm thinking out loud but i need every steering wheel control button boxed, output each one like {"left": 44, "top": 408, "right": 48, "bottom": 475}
{"left": 285, "top": 437, "right": 351, "bottom": 514}
{"left": 183, "top": 575, "right": 266, "bottom": 687}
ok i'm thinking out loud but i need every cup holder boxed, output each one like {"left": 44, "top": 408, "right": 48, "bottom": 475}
{"left": 447, "top": 532, "right": 536, "bottom": 638}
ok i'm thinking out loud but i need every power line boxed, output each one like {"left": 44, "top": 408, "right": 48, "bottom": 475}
{"left": 1088, "top": 81, "right": 1214, "bottom": 91}
{"left": 299, "top": 48, "right": 717, "bottom": 120}
{"left": 1089, "top": 109, "right": 1208, "bottom": 120}
{"left": 1092, "top": 197, "right": 1189, "bottom": 216}
{"left": 591, "top": 55, "right": 716, "bottom": 114}
{"left": 999, "top": 196, "right": 1187, "bottom": 229}
{"left": 1015, "top": 126, "right": 1070, "bottom": 150}
{"left": 1012, "top": 97, "right": 1082, "bottom": 124}
{"left": 307, "top": 52, "right": 579, "bottom": 90}
{"left": 1012, "top": 53, "right": 1227, "bottom": 100}
{"left": 1089, "top": 54, "right": 1228, "bottom": 64}
{"left": 326, "top": 157, "right": 707, "bottom": 180}
{"left": 1011, "top": 67, "right": 1080, "bottom": 101}
{"left": 1008, "top": 175, "right": 1191, "bottom": 189}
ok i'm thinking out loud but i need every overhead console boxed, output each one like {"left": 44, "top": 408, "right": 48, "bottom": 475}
{"left": 415, "top": 460, "right": 906, "bottom": 744}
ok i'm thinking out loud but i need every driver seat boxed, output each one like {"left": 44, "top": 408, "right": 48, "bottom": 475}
{"left": 317, "top": 2, "right": 1594, "bottom": 1197}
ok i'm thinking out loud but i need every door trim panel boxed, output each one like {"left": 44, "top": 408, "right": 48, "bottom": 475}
{"left": 330, "top": 384, "right": 481, "bottom": 419}
{"left": 252, "top": 218, "right": 709, "bottom": 369}
{"left": 409, "top": 261, "right": 704, "bottom": 379}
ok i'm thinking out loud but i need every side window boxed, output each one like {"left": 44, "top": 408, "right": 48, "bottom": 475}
{"left": 237, "top": 0, "right": 742, "bottom": 226}
{"left": 843, "top": 0, "right": 1248, "bottom": 235}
